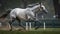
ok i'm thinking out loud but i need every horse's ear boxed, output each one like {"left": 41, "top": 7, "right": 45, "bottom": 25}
{"left": 39, "top": 2, "right": 43, "bottom": 5}
{"left": 39, "top": 2, "right": 41, "bottom": 4}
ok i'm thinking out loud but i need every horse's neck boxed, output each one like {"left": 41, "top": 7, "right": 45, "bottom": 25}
{"left": 25, "top": 5, "right": 40, "bottom": 16}
{"left": 31, "top": 4, "right": 40, "bottom": 11}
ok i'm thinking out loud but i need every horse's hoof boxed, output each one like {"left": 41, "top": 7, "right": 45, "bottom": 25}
{"left": 9, "top": 29, "right": 12, "bottom": 31}
{"left": 35, "top": 26, "right": 39, "bottom": 30}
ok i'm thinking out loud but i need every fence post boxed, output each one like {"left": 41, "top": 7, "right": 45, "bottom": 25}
{"left": 0, "top": 22, "right": 2, "bottom": 27}
{"left": 29, "top": 22, "right": 31, "bottom": 30}
{"left": 44, "top": 22, "right": 46, "bottom": 30}
{"left": 26, "top": 22, "right": 28, "bottom": 30}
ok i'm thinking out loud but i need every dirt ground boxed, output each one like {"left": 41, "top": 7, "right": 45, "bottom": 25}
{"left": 0, "top": 18, "right": 26, "bottom": 31}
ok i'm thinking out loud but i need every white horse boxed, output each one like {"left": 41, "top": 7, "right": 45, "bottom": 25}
{"left": 5, "top": 3, "right": 48, "bottom": 31}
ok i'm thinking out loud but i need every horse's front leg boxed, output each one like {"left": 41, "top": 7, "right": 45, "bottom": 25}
{"left": 31, "top": 17, "right": 40, "bottom": 30}
{"left": 34, "top": 17, "right": 40, "bottom": 30}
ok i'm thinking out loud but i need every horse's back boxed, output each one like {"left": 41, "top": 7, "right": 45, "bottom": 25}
{"left": 10, "top": 8, "right": 28, "bottom": 20}
{"left": 10, "top": 8, "right": 27, "bottom": 15}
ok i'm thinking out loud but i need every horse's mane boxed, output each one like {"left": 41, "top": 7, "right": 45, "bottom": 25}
{"left": 27, "top": 3, "right": 39, "bottom": 8}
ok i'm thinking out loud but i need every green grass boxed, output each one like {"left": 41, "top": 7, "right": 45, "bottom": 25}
{"left": 0, "top": 31, "right": 60, "bottom": 34}
{"left": 0, "top": 28, "right": 60, "bottom": 34}
{"left": 30, "top": 28, "right": 60, "bottom": 31}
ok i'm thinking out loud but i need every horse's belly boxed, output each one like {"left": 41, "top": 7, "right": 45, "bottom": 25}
{"left": 18, "top": 16, "right": 27, "bottom": 21}
{"left": 17, "top": 12, "right": 27, "bottom": 20}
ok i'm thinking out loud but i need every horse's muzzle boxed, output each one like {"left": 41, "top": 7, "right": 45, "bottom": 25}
{"left": 43, "top": 9, "right": 48, "bottom": 14}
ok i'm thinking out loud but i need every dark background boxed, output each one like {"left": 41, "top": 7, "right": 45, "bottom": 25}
{"left": 0, "top": 0, "right": 60, "bottom": 19}
{"left": 53, "top": 0, "right": 60, "bottom": 19}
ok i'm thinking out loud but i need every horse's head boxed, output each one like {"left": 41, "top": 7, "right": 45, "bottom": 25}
{"left": 39, "top": 3, "right": 48, "bottom": 14}
{"left": 26, "top": 3, "right": 48, "bottom": 21}
{"left": 29, "top": 3, "right": 48, "bottom": 14}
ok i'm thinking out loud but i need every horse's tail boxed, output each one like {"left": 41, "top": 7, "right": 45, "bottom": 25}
{"left": 0, "top": 9, "right": 12, "bottom": 18}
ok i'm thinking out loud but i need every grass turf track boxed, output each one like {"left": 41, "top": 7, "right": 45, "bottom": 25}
{"left": 0, "top": 28, "right": 60, "bottom": 34}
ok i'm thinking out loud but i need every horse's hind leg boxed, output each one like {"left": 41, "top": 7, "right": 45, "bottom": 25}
{"left": 9, "top": 21, "right": 12, "bottom": 31}
{"left": 9, "top": 18, "right": 15, "bottom": 31}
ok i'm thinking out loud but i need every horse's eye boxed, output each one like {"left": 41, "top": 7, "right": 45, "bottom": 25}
{"left": 40, "top": 7, "right": 43, "bottom": 9}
